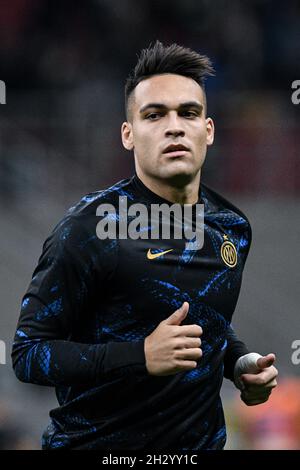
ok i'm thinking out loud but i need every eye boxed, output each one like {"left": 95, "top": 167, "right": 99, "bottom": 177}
{"left": 145, "top": 112, "right": 162, "bottom": 120}
{"left": 181, "top": 110, "right": 198, "bottom": 118}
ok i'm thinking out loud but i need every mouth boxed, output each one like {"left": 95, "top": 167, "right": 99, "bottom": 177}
{"left": 162, "top": 144, "right": 190, "bottom": 157}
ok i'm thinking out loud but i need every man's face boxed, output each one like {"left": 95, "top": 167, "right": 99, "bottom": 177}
{"left": 121, "top": 73, "right": 214, "bottom": 185}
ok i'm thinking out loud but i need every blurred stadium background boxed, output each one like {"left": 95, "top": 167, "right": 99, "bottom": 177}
{"left": 0, "top": 0, "right": 299, "bottom": 449}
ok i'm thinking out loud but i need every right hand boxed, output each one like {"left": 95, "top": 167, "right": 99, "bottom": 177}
{"left": 144, "top": 302, "right": 203, "bottom": 376}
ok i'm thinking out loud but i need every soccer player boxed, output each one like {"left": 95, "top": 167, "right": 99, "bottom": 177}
{"left": 12, "top": 41, "right": 278, "bottom": 450}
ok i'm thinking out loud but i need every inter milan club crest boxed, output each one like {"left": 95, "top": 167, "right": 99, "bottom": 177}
{"left": 220, "top": 234, "right": 237, "bottom": 268}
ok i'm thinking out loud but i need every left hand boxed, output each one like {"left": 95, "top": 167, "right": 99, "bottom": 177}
{"left": 240, "top": 353, "right": 278, "bottom": 406}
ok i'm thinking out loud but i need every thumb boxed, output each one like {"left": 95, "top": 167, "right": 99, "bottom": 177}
{"left": 165, "top": 302, "right": 189, "bottom": 325}
{"left": 256, "top": 353, "right": 276, "bottom": 370}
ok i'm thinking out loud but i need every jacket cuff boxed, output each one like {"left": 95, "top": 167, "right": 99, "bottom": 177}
{"left": 101, "top": 340, "right": 147, "bottom": 375}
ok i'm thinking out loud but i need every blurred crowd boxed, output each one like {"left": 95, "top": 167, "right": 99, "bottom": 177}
{"left": 0, "top": 0, "right": 299, "bottom": 89}
{"left": 0, "top": 0, "right": 299, "bottom": 450}
{"left": 0, "top": 0, "right": 299, "bottom": 210}
{"left": 225, "top": 378, "right": 300, "bottom": 449}
{"left": 0, "top": 402, "right": 37, "bottom": 449}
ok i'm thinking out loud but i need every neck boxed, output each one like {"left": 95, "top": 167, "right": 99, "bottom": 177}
{"left": 135, "top": 170, "right": 201, "bottom": 205}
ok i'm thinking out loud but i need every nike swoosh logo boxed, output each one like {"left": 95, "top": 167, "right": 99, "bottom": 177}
{"left": 147, "top": 248, "right": 174, "bottom": 260}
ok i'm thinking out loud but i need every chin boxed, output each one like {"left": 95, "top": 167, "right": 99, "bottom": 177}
{"left": 160, "top": 166, "right": 196, "bottom": 186}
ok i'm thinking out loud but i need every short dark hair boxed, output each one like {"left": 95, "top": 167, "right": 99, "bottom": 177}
{"left": 125, "top": 40, "right": 214, "bottom": 121}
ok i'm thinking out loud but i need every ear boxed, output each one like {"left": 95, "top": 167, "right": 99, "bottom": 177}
{"left": 206, "top": 117, "right": 215, "bottom": 146}
{"left": 121, "top": 121, "right": 134, "bottom": 150}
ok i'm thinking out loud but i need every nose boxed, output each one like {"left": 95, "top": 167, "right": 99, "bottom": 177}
{"left": 164, "top": 112, "right": 185, "bottom": 138}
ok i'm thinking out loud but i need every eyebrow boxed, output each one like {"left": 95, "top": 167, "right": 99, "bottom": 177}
{"left": 139, "top": 101, "right": 203, "bottom": 114}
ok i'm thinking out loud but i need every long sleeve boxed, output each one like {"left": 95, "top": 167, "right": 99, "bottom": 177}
{"left": 11, "top": 215, "right": 146, "bottom": 387}
{"left": 223, "top": 325, "right": 250, "bottom": 381}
